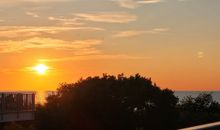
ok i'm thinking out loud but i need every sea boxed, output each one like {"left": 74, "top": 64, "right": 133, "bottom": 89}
{"left": 175, "top": 91, "right": 220, "bottom": 103}
{"left": 38, "top": 91, "right": 220, "bottom": 104}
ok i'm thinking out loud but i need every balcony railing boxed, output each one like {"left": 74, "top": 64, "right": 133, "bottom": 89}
{"left": 179, "top": 121, "right": 220, "bottom": 130}
{"left": 0, "top": 92, "right": 35, "bottom": 123}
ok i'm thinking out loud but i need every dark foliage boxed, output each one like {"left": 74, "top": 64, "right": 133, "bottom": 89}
{"left": 177, "top": 93, "right": 220, "bottom": 128}
{"left": 35, "top": 74, "right": 179, "bottom": 130}
{"left": 0, "top": 122, "right": 35, "bottom": 130}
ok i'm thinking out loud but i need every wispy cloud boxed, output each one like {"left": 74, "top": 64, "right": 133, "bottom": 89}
{"left": 73, "top": 12, "right": 137, "bottom": 23}
{"left": 25, "top": 11, "right": 39, "bottom": 18}
{"left": 48, "top": 16, "right": 84, "bottom": 26}
{"left": 112, "top": 0, "right": 162, "bottom": 9}
{"left": 113, "top": 30, "right": 146, "bottom": 37}
{"left": 0, "top": 0, "right": 73, "bottom": 7}
{"left": 112, "top": 0, "right": 138, "bottom": 9}
{"left": 197, "top": 51, "right": 204, "bottom": 59}
{"left": 38, "top": 54, "right": 151, "bottom": 62}
{"left": 0, "top": 37, "right": 102, "bottom": 53}
{"left": 137, "top": 0, "right": 162, "bottom": 4}
{"left": 23, "top": 0, "right": 72, "bottom": 2}
{"left": 0, "top": 26, "right": 104, "bottom": 38}
{"left": 113, "top": 28, "right": 169, "bottom": 37}
{"left": 48, "top": 12, "right": 136, "bottom": 25}
{"left": 0, "top": 0, "right": 72, "bottom": 3}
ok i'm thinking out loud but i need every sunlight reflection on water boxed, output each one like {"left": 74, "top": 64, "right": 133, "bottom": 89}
{"left": 36, "top": 90, "right": 57, "bottom": 104}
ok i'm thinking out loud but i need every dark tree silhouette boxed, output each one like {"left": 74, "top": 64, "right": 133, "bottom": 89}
{"left": 35, "top": 74, "right": 179, "bottom": 130}
{"left": 177, "top": 93, "right": 220, "bottom": 128}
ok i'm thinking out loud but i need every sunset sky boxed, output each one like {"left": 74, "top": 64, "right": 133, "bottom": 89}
{"left": 0, "top": 0, "right": 220, "bottom": 91}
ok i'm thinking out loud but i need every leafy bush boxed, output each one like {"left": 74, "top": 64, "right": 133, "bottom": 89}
{"left": 177, "top": 93, "right": 220, "bottom": 128}
{"left": 35, "top": 74, "right": 179, "bottom": 130}
{"left": 3, "top": 122, "right": 35, "bottom": 130}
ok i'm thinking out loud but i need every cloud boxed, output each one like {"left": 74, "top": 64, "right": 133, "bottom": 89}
{"left": 113, "top": 30, "right": 146, "bottom": 37}
{"left": 25, "top": 11, "right": 39, "bottom": 18}
{"left": 197, "top": 51, "right": 204, "bottom": 59}
{"left": 151, "top": 28, "right": 169, "bottom": 32}
{"left": 73, "top": 12, "right": 137, "bottom": 23}
{"left": 113, "top": 28, "right": 169, "bottom": 37}
{"left": 48, "top": 16, "right": 84, "bottom": 26}
{"left": 0, "top": 37, "right": 102, "bottom": 53}
{"left": 0, "top": 0, "right": 73, "bottom": 7}
{"left": 112, "top": 0, "right": 162, "bottom": 9}
{"left": 0, "top": 0, "right": 72, "bottom": 3}
{"left": 37, "top": 54, "right": 151, "bottom": 62}
{"left": 112, "top": 0, "right": 138, "bottom": 9}
{"left": 137, "top": 0, "right": 161, "bottom": 4}
{"left": 48, "top": 12, "right": 136, "bottom": 25}
{"left": 0, "top": 26, "right": 104, "bottom": 38}
{"left": 23, "top": 0, "right": 72, "bottom": 2}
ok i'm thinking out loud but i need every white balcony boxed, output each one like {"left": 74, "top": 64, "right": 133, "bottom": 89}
{"left": 0, "top": 92, "right": 35, "bottom": 123}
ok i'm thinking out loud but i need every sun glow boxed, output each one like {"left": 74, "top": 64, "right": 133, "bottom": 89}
{"left": 33, "top": 64, "right": 49, "bottom": 75}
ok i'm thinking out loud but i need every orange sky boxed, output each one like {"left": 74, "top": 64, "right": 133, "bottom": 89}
{"left": 0, "top": 0, "right": 220, "bottom": 91}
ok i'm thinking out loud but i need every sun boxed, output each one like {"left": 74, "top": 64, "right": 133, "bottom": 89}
{"left": 33, "top": 64, "right": 49, "bottom": 75}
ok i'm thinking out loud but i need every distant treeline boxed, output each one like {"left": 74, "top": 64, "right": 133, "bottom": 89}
{"left": 2, "top": 74, "right": 220, "bottom": 130}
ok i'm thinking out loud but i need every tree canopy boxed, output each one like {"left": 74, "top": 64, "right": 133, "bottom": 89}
{"left": 178, "top": 93, "right": 220, "bottom": 128}
{"left": 36, "top": 74, "right": 179, "bottom": 130}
